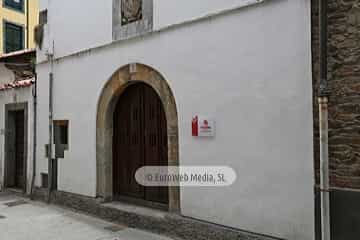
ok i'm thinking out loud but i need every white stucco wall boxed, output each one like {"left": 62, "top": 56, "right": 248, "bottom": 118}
{"left": 36, "top": 0, "right": 314, "bottom": 239}
{"left": 37, "top": 0, "right": 264, "bottom": 61}
{"left": 153, "top": 0, "right": 264, "bottom": 29}
{"left": 0, "top": 87, "right": 34, "bottom": 193}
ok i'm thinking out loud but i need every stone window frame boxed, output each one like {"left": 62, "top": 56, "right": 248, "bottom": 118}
{"left": 112, "top": 0, "right": 153, "bottom": 41}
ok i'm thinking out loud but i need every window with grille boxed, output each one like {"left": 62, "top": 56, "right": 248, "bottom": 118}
{"left": 4, "top": 22, "right": 24, "bottom": 53}
{"left": 4, "top": 0, "right": 24, "bottom": 12}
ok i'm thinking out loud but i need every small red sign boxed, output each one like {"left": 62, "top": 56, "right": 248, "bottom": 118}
{"left": 192, "top": 116, "right": 199, "bottom": 136}
{"left": 192, "top": 115, "right": 215, "bottom": 137}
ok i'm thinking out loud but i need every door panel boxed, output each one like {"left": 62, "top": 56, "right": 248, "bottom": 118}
{"left": 143, "top": 86, "right": 169, "bottom": 204}
{"left": 113, "top": 83, "right": 168, "bottom": 205}
{"left": 14, "top": 111, "right": 25, "bottom": 189}
{"left": 114, "top": 85, "right": 144, "bottom": 199}
{"left": 5, "top": 110, "right": 25, "bottom": 190}
{"left": 6, "top": 113, "right": 16, "bottom": 187}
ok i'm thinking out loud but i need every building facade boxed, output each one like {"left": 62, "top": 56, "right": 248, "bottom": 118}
{"left": 0, "top": 0, "right": 39, "bottom": 54}
{"left": 0, "top": 49, "right": 35, "bottom": 194}
{"left": 34, "top": 0, "right": 314, "bottom": 239}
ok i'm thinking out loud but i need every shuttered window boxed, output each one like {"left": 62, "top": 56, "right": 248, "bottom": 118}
{"left": 4, "top": 22, "right": 24, "bottom": 53}
{"left": 4, "top": 0, "right": 24, "bottom": 12}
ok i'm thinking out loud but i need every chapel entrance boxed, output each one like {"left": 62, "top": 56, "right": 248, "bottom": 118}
{"left": 113, "top": 83, "right": 169, "bottom": 205}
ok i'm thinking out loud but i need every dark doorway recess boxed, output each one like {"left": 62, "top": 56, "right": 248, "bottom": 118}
{"left": 5, "top": 103, "right": 28, "bottom": 193}
{"left": 315, "top": 188, "right": 360, "bottom": 240}
{"left": 113, "top": 83, "right": 169, "bottom": 206}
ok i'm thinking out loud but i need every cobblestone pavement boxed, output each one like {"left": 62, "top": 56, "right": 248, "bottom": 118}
{"left": 0, "top": 192, "right": 175, "bottom": 240}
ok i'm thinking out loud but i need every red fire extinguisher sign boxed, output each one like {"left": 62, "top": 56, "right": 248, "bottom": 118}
{"left": 192, "top": 116, "right": 199, "bottom": 137}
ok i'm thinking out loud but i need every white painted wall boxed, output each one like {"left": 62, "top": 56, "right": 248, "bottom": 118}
{"left": 153, "top": 0, "right": 264, "bottom": 29}
{"left": 37, "top": 0, "right": 263, "bottom": 61}
{"left": 36, "top": 0, "right": 314, "bottom": 239}
{"left": 0, "top": 87, "right": 34, "bottom": 193}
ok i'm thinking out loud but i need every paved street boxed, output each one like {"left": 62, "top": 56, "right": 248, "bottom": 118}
{"left": 0, "top": 193, "right": 175, "bottom": 240}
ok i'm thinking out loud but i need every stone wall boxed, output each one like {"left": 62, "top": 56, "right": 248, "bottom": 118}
{"left": 312, "top": 0, "right": 360, "bottom": 189}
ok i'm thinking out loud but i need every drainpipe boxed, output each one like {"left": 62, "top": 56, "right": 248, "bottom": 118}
{"left": 26, "top": 0, "right": 29, "bottom": 49}
{"left": 319, "top": 0, "right": 330, "bottom": 239}
{"left": 45, "top": 0, "right": 55, "bottom": 203}
{"left": 47, "top": 51, "right": 54, "bottom": 203}
{"left": 30, "top": 72, "right": 37, "bottom": 199}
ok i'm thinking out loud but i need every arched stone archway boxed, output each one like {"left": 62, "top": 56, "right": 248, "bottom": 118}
{"left": 96, "top": 63, "right": 180, "bottom": 212}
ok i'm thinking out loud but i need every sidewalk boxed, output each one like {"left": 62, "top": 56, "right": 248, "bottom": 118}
{"left": 0, "top": 192, "right": 176, "bottom": 240}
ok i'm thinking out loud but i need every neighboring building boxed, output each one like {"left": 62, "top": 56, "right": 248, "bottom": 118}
{"left": 312, "top": 1, "right": 360, "bottom": 239}
{"left": 0, "top": 0, "right": 39, "bottom": 54}
{"left": 0, "top": 49, "right": 35, "bottom": 193}
{"left": 33, "top": 1, "right": 314, "bottom": 239}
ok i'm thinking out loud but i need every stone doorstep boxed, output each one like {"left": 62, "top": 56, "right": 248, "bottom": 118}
{"left": 31, "top": 188, "right": 279, "bottom": 240}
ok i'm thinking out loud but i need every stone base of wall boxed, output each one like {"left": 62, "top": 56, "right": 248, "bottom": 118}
{"left": 315, "top": 188, "right": 360, "bottom": 240}
{"left": 32, "top": 188, "right": 279, "bottom": 240}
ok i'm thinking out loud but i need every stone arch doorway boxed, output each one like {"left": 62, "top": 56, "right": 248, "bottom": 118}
{"left": 96, "top": 63, "right": 180, "bottom": 212}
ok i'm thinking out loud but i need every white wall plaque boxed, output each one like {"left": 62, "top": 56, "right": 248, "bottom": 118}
{"left": 192, "top": 115, "right": 215, "bottom": 137}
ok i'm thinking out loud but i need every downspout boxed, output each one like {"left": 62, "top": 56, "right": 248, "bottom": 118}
{"left": 46, "top": 0, "right": 55, "bottom": 203}
{"left": 30, "top": 72, "right": 37, "bottom": 199}
{"left": 26, "top": 0, "right": 29, "bottom": 49}
{"left": 318, "top": 0, "right": 330, "bottom": 239}
{"left": 47, "top": 50, "right": 54, "bottom": 203}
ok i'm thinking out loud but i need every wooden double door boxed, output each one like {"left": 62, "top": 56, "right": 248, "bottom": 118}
{"left": 113, "top": 83, "right": 169, "bottom": 205}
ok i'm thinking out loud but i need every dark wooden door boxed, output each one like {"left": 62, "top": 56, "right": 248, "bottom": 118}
{"left": 14, "top": 110, "right": 25, "bottom": 189}
{"left": 113, "top": 83, "right": 169, "bottom": 205}
{"left": 5, "top": 109, "right": 26, "bottom": 191}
